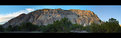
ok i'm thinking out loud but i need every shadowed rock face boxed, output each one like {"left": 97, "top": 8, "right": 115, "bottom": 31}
{"left": 3, "top": 8, "right": 102, "bottom": 28}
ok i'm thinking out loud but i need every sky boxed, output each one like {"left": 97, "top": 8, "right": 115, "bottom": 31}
{"left": 0, "top": 5, "right": 121, "bottom": 25}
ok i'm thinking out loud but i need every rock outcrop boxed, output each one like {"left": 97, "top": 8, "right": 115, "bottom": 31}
{"left": 3, "top": 8, "right": 102, "bottom": 28}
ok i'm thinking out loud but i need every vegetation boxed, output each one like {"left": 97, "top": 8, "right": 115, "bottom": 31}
{"left": 18, "top": 22, "right": 40, "bottom": 31}
{"left": 6, "top": 25, "right": 13, "bottom": 31}
{"left": 88, "top": 18, "right": 121, "bottom": 33}
{"left": 0, "top": 18, "right": 121, "bottom": 33}
{"left": 70, "top": 24, "right": 84, "bottom": 31}
{"left": 0, "top": 25, "right": 4, "bottom": 32}
{"left": 5, "top": 22, "right": 40, "bottom": 32}
{"left": 42, "top": 17, "right": 73, "bottom": 33}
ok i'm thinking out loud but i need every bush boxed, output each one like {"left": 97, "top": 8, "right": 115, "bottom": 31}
{"left": 0, "top": 25, "right": 4, "bottom": 32}
{"left": 71, "top": 24, "right": 83, "bottom": 31}
{"left": 5, "top": 25, "right": 13, "bottom": 32}
{"left": 19, "top": 22, "right": 40, "bottom": 31}
{"left": 42, "top": 17, "right": 73, "bottom": 33}
{"left": 89, "top": 18, "right": 121, "bottom": 33}
{"left": 89, "top": 23, "right": 101, "bottom": 33}
{"left": 3, "top": 17, "right": 121, "bottom": 33}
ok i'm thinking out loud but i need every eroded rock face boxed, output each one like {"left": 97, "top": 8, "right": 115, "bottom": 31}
{"left": 3, "top": 8, "right": 102, "bottom": 28}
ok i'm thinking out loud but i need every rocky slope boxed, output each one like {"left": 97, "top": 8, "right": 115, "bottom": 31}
{"left": 3, "top": 8, "right": 102, "bottom": 28}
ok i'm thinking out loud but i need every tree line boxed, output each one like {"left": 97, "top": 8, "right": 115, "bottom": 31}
{"left": 0, "top": 17, "right": 120, "bottom": 33}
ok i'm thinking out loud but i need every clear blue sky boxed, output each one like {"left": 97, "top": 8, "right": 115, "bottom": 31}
{"left": 0, "top": 5, "right": 121, "bottom": 24}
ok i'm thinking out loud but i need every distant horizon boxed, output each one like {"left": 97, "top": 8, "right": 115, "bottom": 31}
{"left": 0, "top": 5, "right": 121, "bottom": 25}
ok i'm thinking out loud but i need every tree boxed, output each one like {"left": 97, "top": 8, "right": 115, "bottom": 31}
{"left": 42, "top": 17, "right": 73, "bottom": 33}
{"left": 0, "top": 25, "right": 4, "bottom": 32}
{"left": 89, "top": 18, "right": 121, "bottom": 33}
{"left": 109, "top": 18, "right": 118, "bottom": 23}
{"left": 12, "top": 25, "right": 22, "bottom": 31}
{"left": 6, "top": 25, "right": 13, "bottom": 31}
{"left": 103, "top": 18, "right": 120, "bottom": 33}
{"left": 71, "top": 23, "right": 83, "bottom": 31}
{"left": 89, "top": 23, "right": 101, "bottom": 33}
{"left": 39, "top": 25, "right": 46, "bottom": 32}
{"left": 19, "top": 22, "right": 40, "bottom": 31}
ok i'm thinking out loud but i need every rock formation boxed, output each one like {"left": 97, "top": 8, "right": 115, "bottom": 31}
{"left": 3, "top": 8, "right": 102, "bottom": 28}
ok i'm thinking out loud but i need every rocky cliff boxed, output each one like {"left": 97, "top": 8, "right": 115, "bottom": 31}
{"left": 3, "top": 8, "right": 102, "bottom": 28}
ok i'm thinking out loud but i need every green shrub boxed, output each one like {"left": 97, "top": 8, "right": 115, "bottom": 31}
{"left": 89, "top": 18, "right": 121, "bottom": 33}
{"left": 0, "top": 25, "right": 4, "bottom": 32}
{"left": 19, "top": 22, "right": 40, "bottom": 31}
{"left": 42, "top": 17, "right": 73, "bottom": 33}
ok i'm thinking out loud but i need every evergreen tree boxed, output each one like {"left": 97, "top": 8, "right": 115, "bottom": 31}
{"left": 104, "top": 18, "right": 120, "bottom": 33}
{"left": 19, "top": 22, "right": 40, "bottom": 31}
{"left": 71, "top": 23, "right": 83, "bottom": 31}
{"left": 89, "top": 23, "right": 101, "bottom": 33}
{"left": 89, "top": 18, "right": 121, "bottom": 33}
{"left": 42, "top": 17, "right": 73, "bottom": 33}
{"left": 6, "top": 25, "right": 13, "bottom": 31}
{"left": 0, "top": 25, "right": 4, "bottom": 32}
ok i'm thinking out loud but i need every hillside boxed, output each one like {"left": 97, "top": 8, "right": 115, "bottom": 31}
{"left": 3, "top": 8, "right": 102, "bottom": 28}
